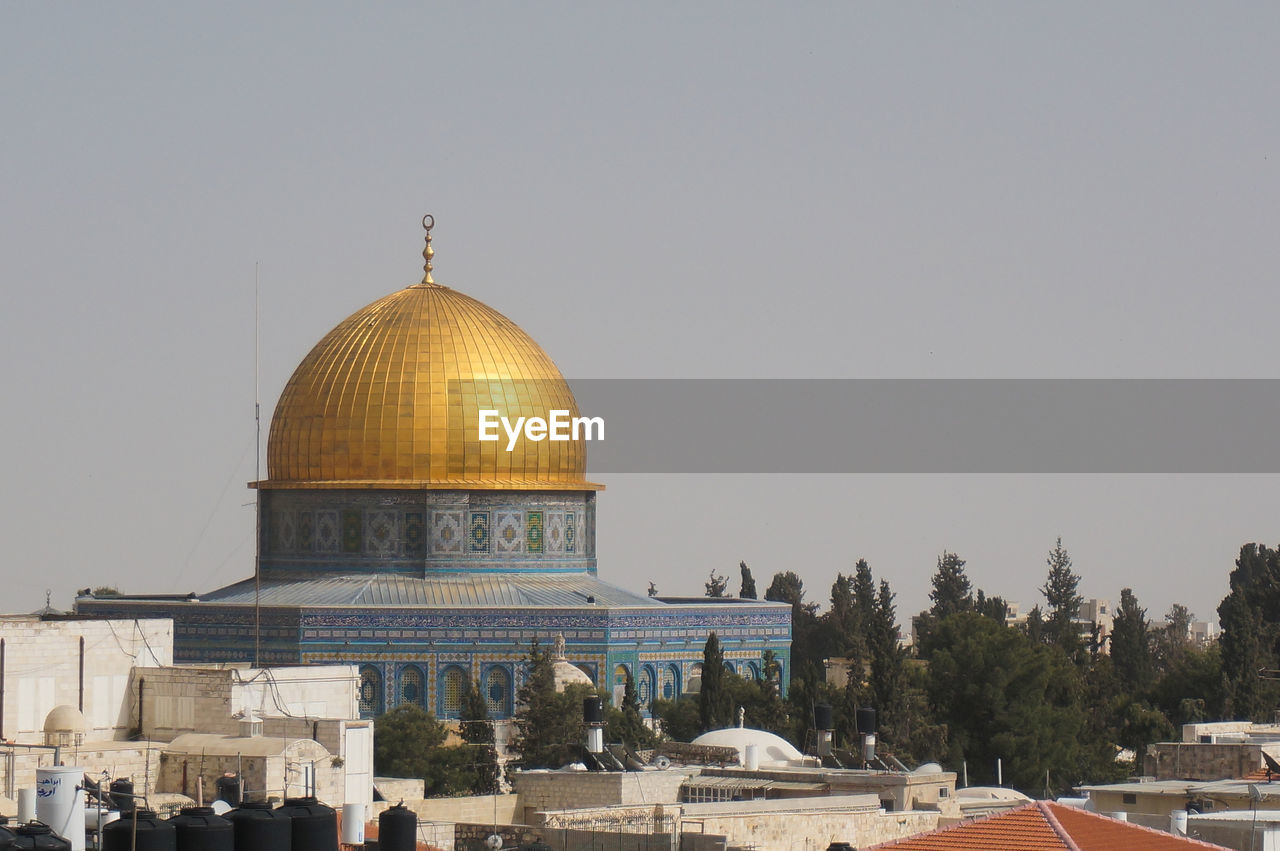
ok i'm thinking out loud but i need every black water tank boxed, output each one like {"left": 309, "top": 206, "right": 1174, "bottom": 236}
{"left": 227, "top": 802, "right": 291, "bottom": 851}
{"left": 276, "top": 797, "right": 337, "bottom": 851}
{"left": 813, "top": 703, "right": 833, "bottom": 731}
{"left": 169, "top": 807, "right": 233, "bottom": 851}
{"left": 103, "top": 810, "right": 177, "bottom": 851}
{"left": 110, "top": 778, "right": 136, "bottom": 813}
{"left": 378, "top": 803, "right": 418, "bottom": 851}
{"left": 11, "top": 823, "right": 70, "bottom": 851}
{"left": 0, "top": 815, "right": 17, "bottom": 851}
{"left": 215, "top": 774, "right": 241, "bottom": 808}
{"left": 582, "top": 696, "right": 604, "bottom": 724}
{"left": 856, "top": 706, "right": 877, "bottom": 735}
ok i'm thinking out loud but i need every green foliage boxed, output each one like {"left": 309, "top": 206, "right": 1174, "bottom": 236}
{"left": 373, "top": 704, "right": 448, "bottom": 778}
{"left": 606, "top": 669, "right": 656, "bottom": 750}
{"left": 929, "top": 552, "right": 972, "bottom": 619}
{"left": 823, "top": 572, "right": 866, "bottom": 670}
{"left": 652, "top": 694, "right": 701, "bottom": 742}
{"left": 739, "top": 561, "right": 757, "bottom": 599}
{"left": 923, "top": 612, "right": 1088, "bottom": 793}
{"left": 766, "top": 571, "right": 823, "bottom": 689}
{"left": 1041, "top": 538, "right": 1084, "bottom": 654}
{"left": 510, "top": 640, "right": 592, "bottom": 769}
{"left": 1110, "top": 588, "right": 1153, "bottom": 691}
{"left": 705, "top": 570, "right": 728, "bottom": 598}
{"left": 459, "top": 679, "right": 500, "bottom": 794}
{"left": 699, "top": 632, "right": 732, "bottom": 731}
{"left": 1218, "top": 544, "right": 1280, "bottom": 719}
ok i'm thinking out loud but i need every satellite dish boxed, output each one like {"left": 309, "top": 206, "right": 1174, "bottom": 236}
{"left": 210, "top": 800, "right": 233, "bottom": 816}
{"left": 912, "top": 762, "right": 943, "bottom": 775}
{"left": 653, "top": 755, "right": 672, "bottom": 770}
{"left": 485, "top": 834, "right": 504, "bottom": 850}
{"left": 1263, "top": 751, "right": 1280, "bottom": 779}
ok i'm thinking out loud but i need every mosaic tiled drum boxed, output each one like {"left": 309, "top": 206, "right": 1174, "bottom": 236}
{"left": 77, "top": 221, "right": 791, "bottom": 718}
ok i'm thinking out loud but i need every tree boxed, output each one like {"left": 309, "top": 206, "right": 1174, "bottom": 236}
{"left": 1110, "top": 588, "right": 1153, "bottom": 691}
{"left": 607, "top": 668, "right": 655, "bottom": 750}
{"left": 652, "top": 695, "right": 701, "bottom": 742}
{"left": 975, "top": 589, "right": 1009, "bottom": 622}
{"left": 699, "top": 632, "right": 732, "bottom": 731}
{"left": 823, "top": 572, "right": 865, "bottom": 667}
{"left": 1218, "top": 544, "right": 1280, "bottom": 719}
{"left": 924, "top": 612, "right": 1087, "bottom": 793}
{"left": 459, "top": 678, "right": 500, "bottom": 794}
{"left": 739, "top": 561, "right": 758, "bottom": 599}
{"left": 510, "top": 639, "right": 590, "bottom": 768}
{"left": 853, "top": 559, "right": 877, "bottom": 625}
{"left": 373, "top": 704, "right": 447, "bottom": 778}
{"left": 929, "top": 552, "right": 972, "bottom": 619}
{"left": 766, "top": 571, "right": 823, "bottom": 687}
{"left": 1041, "top": 537, "right": 1083, "bottom": 653}
{"left": 705, "top": 570, "right": 728, "bottom": 598}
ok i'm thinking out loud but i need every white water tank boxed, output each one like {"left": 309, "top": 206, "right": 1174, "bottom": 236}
{"left": 37, "top": 765, "right": 86, "bottom": 850}
{"left": 1170, "top": 809, "right": 1188, "bottom": 836}
{"left": 342, "top": 803, "right": 366, "bottom": 844}
{"left": 744, "top": 744, "right": 759, "bottom": 770}
{"left": 17, "top": 787, "right": 36, "bottom": 823}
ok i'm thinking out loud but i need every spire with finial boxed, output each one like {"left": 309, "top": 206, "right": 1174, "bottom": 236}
{"left": 421, "top": 214, "right": 436, "bottom": 285}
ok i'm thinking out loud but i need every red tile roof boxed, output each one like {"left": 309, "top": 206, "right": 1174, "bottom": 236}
{"left": 866, "top": 801, "right": 1230, "bottom": 850}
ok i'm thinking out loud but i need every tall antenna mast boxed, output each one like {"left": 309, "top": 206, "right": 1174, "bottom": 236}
{"left": 254, "top": 261, "right": 262, "bottom": 668}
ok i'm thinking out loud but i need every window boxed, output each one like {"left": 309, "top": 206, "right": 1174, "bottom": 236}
{"left": 358, "top": 666, "right": 383, "bottom": 717}
{"left": 663, "top": 664, "right": 680, "bottom": 700}
{"left": 638, "top": 667, "right": 654, "bottom": 707}
{"left": 399, "top": 665, "right": 425, "bottom": 708}
{"left": 439, "top": 666, "right": 467, "bottom": 718}
{"left": 1122, "top": 794, "right": 1137, "bottom": 805}
{"left": 485, "top": 666, "right": 511, "bottom": 717}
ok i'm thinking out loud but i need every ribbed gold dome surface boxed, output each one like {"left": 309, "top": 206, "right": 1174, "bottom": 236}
{"left": 263, "top": 283, "right": 597, "bottom": 490}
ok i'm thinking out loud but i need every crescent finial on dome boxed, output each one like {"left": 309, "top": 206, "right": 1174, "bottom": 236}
{"left": 421, "top": 214, "right": 436, "bottom": 285}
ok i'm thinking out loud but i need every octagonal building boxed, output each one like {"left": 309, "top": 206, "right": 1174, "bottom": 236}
{"left": 78, "top": 223, "right": 792, "bottom": 720}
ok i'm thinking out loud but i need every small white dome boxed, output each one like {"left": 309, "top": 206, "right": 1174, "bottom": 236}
{"left": 43, "top": 705, "right": 88, "bottom": 734}
{"left": 552, "top": 661, "right": 593, "bottom": 692}
{"left": 691, "top": 727, "right": 805, "bottom": 767}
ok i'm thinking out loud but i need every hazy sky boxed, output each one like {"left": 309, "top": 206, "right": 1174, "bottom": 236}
{"left": 2, "top": 3, "right": 1277, "bottom": 622}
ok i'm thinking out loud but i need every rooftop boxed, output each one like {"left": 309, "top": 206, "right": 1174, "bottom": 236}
{"left": 867, "top": 801, "right": 1230, "bottom": 850}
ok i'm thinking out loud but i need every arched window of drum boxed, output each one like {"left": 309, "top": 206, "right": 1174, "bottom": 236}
{"left": 358, "top": 666, "right": 382, "bottom": 717}
{"left": 440, "top": 666, "right": 468, "bottom": 718}
{"left": 614, "top": 664, "right": 629, "bottom": 688}
{"left": 687, "top": 662, "right": 704, "bottom": 694}
{"left": 638, "top": 666, "right": 654, "bottom": 706}
{"left": 745, "top": 661, "right": 761, "bottom": 680}
{"left": 399, "top": 666, "right": 425, "bottom": 707}
{"left": 662, "top": 664, "right": 680, "bottom": 700}
{"left": 485, "top": 667, "right": 512, "bottom": 717}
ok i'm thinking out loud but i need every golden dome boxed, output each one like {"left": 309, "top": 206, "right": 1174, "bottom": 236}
{"left": 263, "top": 281, "right": 598, "bottom": 490}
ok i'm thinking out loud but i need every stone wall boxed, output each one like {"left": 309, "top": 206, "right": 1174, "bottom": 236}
{"left": 456, "top": 822, "right": 675, "bottom": 851}
{"left": 157, "top": 737, "right": 343, "bottom": 806}
{"left": 0, "top": 617, "right": 172, "bottom": 744}
{"left": 133, "top": 664, "right": 359, "bottom": 742}
{"left": 1145, "top": 742, "right": 1280, "bottom": 781}
{"left": 0, "top": 741, "right": 162, "bottom": 803}
{"left": 513, "top": 769, "right": 693, "bottom": 820}
{"left": 684, "top": 805, "right": 937, "bottom": 851}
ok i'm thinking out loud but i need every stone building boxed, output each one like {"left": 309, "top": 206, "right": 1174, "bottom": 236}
{"left": 78, "top": 220, "right": 791, "bottom": 720}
